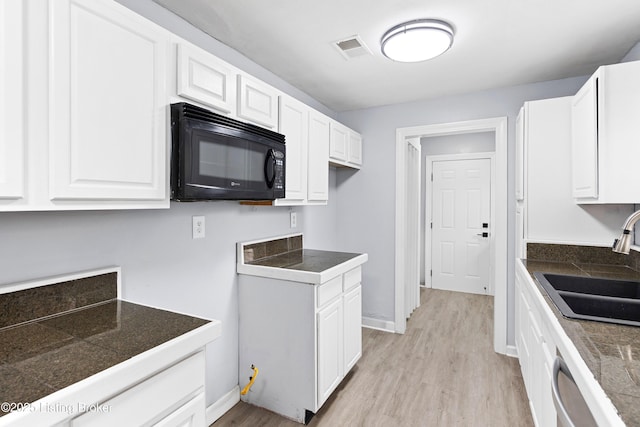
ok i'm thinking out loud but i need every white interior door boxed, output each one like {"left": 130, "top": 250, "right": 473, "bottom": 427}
{"left": 432, "top": 158, "right": 491, "bottom": 295}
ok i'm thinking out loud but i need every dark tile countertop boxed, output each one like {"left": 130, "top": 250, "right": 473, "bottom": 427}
{"left": 0, "top": 296, "right": 208, "bottom": 418}
{"left": 247, "top": 249, "right": 362, "bottom": 273}
{"left": 523, "top": 245, "right": 640, "bottom": 425}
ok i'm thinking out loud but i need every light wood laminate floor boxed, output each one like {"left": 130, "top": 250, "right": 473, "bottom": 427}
{"left": 213, "top": 288, "right": 533, "bottom": 426}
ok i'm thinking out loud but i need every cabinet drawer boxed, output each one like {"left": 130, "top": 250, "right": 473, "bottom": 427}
{"left": 71, "top": 352, "right": 204, "bottom": 426}
{"left": 154, "top": 392, "right": 205, "bottom": 427}
{"left": 343, "top": 267, "right": 362, "bottom": 292}
{"left": 317, "top": 275, "right": 342, "bottom": 308}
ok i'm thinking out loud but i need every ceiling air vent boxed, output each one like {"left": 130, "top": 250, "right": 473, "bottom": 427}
{"left": 333, "top": 35, "right": 372, "bottom": 60}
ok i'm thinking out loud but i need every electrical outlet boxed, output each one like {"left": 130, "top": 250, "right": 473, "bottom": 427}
{"left": 192, "top": 216, "right": 205, "bottom": 239}
{"left": 290, "top": 212, "right": 297, "bottom": 228}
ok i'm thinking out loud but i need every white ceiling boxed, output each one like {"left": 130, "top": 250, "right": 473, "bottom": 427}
{"left": 154, "top": 0, "right": 640, "bottom": 112}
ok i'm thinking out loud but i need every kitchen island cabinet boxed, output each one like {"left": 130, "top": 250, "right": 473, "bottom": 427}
{"left": 237, "top": 234, "right": 367, "bottom": 423}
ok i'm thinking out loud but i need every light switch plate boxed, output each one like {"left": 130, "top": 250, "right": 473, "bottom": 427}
{"left": 192, "top": 216, "right": 205, "bottom": 239}
{"left": 290, "top": 212, "right": 297, "bottom": 228}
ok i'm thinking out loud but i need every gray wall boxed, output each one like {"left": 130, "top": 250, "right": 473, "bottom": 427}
{"left": 114, "top": 0, "right": 336, "bottom": 119}
{"left": 335, "top": 76, "right": 590, "bottom": 339}
{"left": 0, "top": 202, "right": 315, "bottom": 405}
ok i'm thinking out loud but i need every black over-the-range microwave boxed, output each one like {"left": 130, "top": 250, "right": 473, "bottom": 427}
{"left": 170, "top": 102, "right": 286, "bottom": 201}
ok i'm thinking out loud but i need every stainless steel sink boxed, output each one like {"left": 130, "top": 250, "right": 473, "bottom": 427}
{"left": 533, "top": 272, "right": 640, "bottom": 327}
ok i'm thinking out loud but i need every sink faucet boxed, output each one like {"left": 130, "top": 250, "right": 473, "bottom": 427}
{"left": 612, "top": 209, "right": 640, "bottom": 254}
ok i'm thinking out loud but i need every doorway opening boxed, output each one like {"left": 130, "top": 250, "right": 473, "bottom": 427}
{"left": 395, "top": 117, "right": 508, "bottom": 355}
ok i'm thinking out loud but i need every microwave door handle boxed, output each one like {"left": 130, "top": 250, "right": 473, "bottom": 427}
{"left": 264, "top": 149, "right": 276, "bottom": 188}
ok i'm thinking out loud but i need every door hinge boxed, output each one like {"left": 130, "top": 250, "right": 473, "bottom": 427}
{"left": 430, "top": 222, "right": 433, "bottom": 229}
{"left": 430, "top": 270, "right": 433, "bottom": 277}
{"left": 431, "top": 173, "right": 433, "bottom": 181}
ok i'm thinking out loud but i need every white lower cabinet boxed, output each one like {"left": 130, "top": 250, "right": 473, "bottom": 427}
{"left": 71, "top": 352, "right": 205, "bottom": 427}
{"left": 238, "top": 266, "right": 362, "bottom": 423}
{"left": 516, "top": 264, "right": 557, "bottom": 427}
{"left": 515, "top": 261, "right": 625, "bottom": 427}
{"left": 0, "top": 348, "right": 211, "bottom": 427}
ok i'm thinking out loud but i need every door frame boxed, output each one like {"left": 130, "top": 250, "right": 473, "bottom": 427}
{"left": 395, "top": 117, "right": 508, "bottom": 355}
{"left": 425, "top": 152, "right": 495, "bottom": 294}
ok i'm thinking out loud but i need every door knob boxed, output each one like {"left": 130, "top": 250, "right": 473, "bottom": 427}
{"left": 477, "top": 232, "right": 489, "bottom": 238}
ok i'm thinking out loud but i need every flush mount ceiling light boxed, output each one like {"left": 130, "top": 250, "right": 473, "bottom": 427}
{"left": 381, "top": 19, "right": 454, "bottom": 63}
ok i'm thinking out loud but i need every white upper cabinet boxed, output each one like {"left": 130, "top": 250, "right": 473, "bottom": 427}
{"left": 176, "top": 43, "right": 235, "bottom": 114}
{"left": 0, "top": 0, "right": 25, "bottom": 201}
{"left": 571, "top": 76, "right": 599, "bottom": 199}
{"left": 347, "top": 131, "right": 362, "bottom": 167}
{"left": 329, "top": 120, "right": 362, "bottom": 169}
{"left": 237, "top": 75, "right": 279, "bottom": 129}
{"left": 307, "top": 110, "right": 330, "bottom": 203}
{"left": 571, "top": 60, "right": 640, "bottom": 203}
{"left": 521, "top": 97, "right": 630, "bottom": 246}
{"left": 276, "top": 95, "right": 309, "bottom": 203}
{"left": 49, "top": 0, "right": 169, "bottom": 203}
{"left": 329, "top": 121, "right": 348, "bottom": 162}
{"left": 274, "top": 98, "right": 329, "bottom": 206}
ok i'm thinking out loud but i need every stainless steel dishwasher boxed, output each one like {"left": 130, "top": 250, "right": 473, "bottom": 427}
{"left": 552, "top": 356, "right": 598, "bottom": 427}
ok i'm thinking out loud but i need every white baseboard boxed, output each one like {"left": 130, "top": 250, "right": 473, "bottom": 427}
{"left": 206, "top": 385, "right": 240, "bottom": 425}
{"left": 505, "top": 344, "right": 518, "bottom": 358}
{"left": 362, "top": 316, "right": 395, "bottom": 333}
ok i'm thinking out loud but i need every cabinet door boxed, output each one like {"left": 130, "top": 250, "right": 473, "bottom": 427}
{"left": 347, "top": 131, "right": 362, "bottom": 167}
{"left": 0, "top": 0, "right": 25, "bottom": 200}
{"left": 237, "top": 75, "right": 278, "bottom": 128}
{"left": 317, "top": 297, "right": 343, "bottom": 408}
{"left": 177, "top": 43, "right": 234, "bottom": 114}
{"left": 571, "top": 75, "right": 599, "bottom": 199}
{"left": 329, "top": 121, "right": 348, "bottom": 162}
{"left": 343, "top": 285, "right": 362, "bottom": 372}
{"left": 49, "top": 0, "right": 168, "bottom": 201}
{"left": 307, "top": 110, "right": 330, "bottom": 202}
{"left": 278, "top": 95, "right": 308, "bottom": 202}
